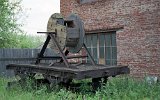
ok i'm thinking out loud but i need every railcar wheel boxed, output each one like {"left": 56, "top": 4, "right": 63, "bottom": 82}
{"left": 92, "top": 78, "right": 102, "bottom": 91}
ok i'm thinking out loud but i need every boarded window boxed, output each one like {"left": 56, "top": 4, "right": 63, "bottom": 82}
{"left": 85, "top": 32, "right": 117, "bottom": 65}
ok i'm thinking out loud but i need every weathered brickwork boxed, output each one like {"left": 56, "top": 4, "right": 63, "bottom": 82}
{"left": 60, "top": 0, "right": 160, "bottom": 77}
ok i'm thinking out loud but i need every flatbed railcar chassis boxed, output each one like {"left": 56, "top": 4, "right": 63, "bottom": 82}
{"left": 6, "top": 32, "right": 130, "bottom": 90}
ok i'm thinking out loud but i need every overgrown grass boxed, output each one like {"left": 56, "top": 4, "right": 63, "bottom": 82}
{"left": 0, "top": 76, "right": 160, "bottom": 100}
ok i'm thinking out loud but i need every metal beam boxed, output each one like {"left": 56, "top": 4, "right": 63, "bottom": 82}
{"left": 83, "top": 43, "right": 96, "bottom": 65}
{"left": 50, "top": 34, "right": 70, "bottom": 67}
{"left": 35, "top": 35, "right": 51, "bottom": 64}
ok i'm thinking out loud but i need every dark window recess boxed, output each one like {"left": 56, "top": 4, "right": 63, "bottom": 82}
{"left": 64, "top": 20, "right": 75, "bottom": 28}
{"left": 79, "top": 0, "right": 97, "bottom": 4}
{"left": 85, "top": 32, "right": 117, "bottom": 65}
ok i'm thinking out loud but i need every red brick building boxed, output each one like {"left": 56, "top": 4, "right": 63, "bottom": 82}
{"left": 60, "top": 0, "right": 160, "bottom": 77}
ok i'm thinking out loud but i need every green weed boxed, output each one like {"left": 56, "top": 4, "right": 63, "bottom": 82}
{"left": 0, "top": 76, "right": 160, "bottom": 100}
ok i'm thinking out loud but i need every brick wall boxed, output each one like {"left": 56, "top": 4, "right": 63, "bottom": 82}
{"left": 60, "top": 0, "right": 160, "bottom": 77}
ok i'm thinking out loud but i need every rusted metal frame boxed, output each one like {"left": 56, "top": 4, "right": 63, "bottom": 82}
{"left": 35, "top": 35, "right": 51, "bottom": 64}
{"left": 37, "top": 32, "right": 57, "bottom": 34}
{"left": 6, "top": 64, "right": 74, "bottom": 73}
{"left": 37, "top": 35, "right": 50, "bottom": 56}
{"left": 10, "top": 65, "right": 76, "bottom": 78}
{"left": 49, "top": 34, "right": 70, "bottom": 67}
{"left": 75, "top": 67, "right": 130, "bottom": 80}
{"left": 0, "top": 58, "right": 36, "bottom": 61}
{"left": 67, "top": 55, "right": 88, "bottom": 59}
{"left": 7, "top": 64, "right": 129, "bottom": 74}
{"left": 35, "top": 32, "right": 57, "bottom": 64}
{"left": 37, "top": 56, "right": 61, "bottom": 60}
{"left": 7, "top": 64, "right": 129, "bottom": 81}
{"left": 83, "top": 43, "right": 96, "bottom": 65}
{"left": 1, "top": 55, "right": 88, "bottom": 61}
{"left": 60, "top": 50, "right": 69, "bottom": 63}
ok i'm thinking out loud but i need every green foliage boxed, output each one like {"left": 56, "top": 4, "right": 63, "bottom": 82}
{"left": 0, "top": 0, "right": 25, "bottom": 48}
{"left": 0, "top": 0, "right": 44, "bottom": 48}
{"left": 0, "top": 76, "right": 160, "bottom": 100}
{"left": 11, "top": 34, "right": 44, "bottom": 48}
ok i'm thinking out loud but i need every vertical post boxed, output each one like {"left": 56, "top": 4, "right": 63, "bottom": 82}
{"left": 50, "top": 34, "right": 70, "bottom": 67}
{"left": 83, "top": 43, "right": 96, "bottom": 65}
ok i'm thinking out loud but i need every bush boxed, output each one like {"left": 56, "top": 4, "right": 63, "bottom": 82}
{"left": 0, "top": 0, "right": 24, "bottom": 48}
{"left": 12, "top": 34, "right": 44, "bottom": 48}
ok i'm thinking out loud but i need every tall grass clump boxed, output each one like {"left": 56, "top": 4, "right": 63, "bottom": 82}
{"left": 0, "top": 76, "right": 160, "bottom": 100}
{"left": 97, "top": 76, "right": 160, "bottom": 100}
